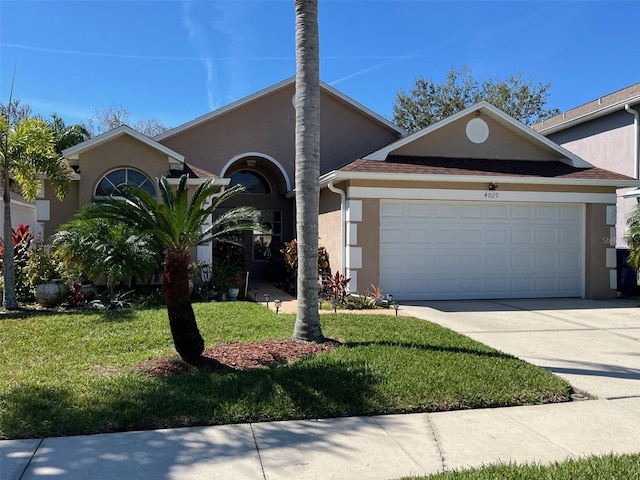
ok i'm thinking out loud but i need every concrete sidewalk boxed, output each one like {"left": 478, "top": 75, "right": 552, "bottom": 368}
{"left": 4, "top": 398, "right": 640, "bottom": 480}
{"left": 4, "top": 297, "right": 640, "bottom": 479}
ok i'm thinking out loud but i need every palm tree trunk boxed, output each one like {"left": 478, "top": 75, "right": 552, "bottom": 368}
{"left": 293, "top": 0, "right": 324, "bottom": 342}
{"left": 162, "top": 249, "right": 204, "bottom": 363}
{"left": 2, "top": 167, "right": 18, "bottom": 310}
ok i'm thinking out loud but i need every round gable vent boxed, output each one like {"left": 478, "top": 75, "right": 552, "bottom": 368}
{"left": 466, "top": 118, "right": 489, "bottom": 144}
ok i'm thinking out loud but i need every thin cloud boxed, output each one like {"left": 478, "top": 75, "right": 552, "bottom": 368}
{"left": 329, "top": 40, "right": 456, "bottom": 87}
{"left": 0, "top": 42, "right": 293, "bottom": 62}
{"left": 1, "top": 42, "right": 443, "bottom": 62}
{"left": 182, "top": 0, "right": 219, "bottom": 110}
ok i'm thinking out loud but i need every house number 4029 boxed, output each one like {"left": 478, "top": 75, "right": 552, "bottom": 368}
{"left": 483, "top": 192, "right": 499, "bottom": 199}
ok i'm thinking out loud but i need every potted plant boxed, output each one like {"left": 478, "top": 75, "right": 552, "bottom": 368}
{"left": 227, "top": 270, "right": 244, "bottom": 301}
{"left": 28, "top": 241, "right": 70, "bottom": 307}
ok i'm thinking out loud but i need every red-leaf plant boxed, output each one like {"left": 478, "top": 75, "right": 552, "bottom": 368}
{"left": 325, "top": 271, "right": 351, "bottom": 306}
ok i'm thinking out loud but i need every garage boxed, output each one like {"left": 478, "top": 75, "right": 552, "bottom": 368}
{"left": 379, "top": 200, "right": 584, "bottom": 300}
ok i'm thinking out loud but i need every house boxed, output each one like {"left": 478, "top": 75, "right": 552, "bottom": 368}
{"left": 1, "top": 194, "right": 38, "bottom": 238}
{"left": 39, "top": 78, "right": 637, "bottom": 301}
{"left": 532, "top": 83, "right": 640, "bottom": 295}
{"left": 52, "top": 78, "right": 403, "bottom": 277}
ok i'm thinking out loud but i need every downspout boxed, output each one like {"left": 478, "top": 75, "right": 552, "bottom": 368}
{"left": 625, "top": 104, "right": 639, "bottom": 180}
{"left": 327, "top": 180, "right": 346, "bottom": 274}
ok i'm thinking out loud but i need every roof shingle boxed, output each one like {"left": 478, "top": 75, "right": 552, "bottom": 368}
{"left": 340, "top": 156, "right": 634, "bottom": 181}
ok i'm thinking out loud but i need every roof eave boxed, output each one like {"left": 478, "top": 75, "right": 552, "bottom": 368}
{"left": 535, "top": 95, "right": 640, "bottom": 135}
{"left": 328, "top": 170, "right": 640, "bottom": 188}
{"left": 62, "top": 125, "right": 185, "bottom": 163}
{"left": 166, "top": 177, "right": 230, "bottom": 187}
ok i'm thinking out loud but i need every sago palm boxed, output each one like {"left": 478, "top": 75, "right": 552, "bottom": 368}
{"left": 84, "top": 174, "right": 257, "bottom": 363}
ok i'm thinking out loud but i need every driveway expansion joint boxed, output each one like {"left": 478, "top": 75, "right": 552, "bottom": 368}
{"left": 249, "top": 423, "right": 267, "bottom": 480}
{"left": 17, "top": 437, "right": 42, "bottom": 480}
{"left": 424, "top": 413, "right": 446, "bottom": 472}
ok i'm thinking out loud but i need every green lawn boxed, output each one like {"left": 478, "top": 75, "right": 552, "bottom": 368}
{"left": 0, "top": 302, "right": 571, "bottom": 439}
{"left": 406, "top": 453, "right": 640, "bottom": 479}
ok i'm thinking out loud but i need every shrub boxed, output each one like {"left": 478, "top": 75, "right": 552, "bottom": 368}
{"left": 0, "top": 224, "right": 35, "bottom": 302}
{"left": 280, "top": 239, "right": 332, "bottom": 286}
{"left": 323, "top": 271, "right": 351, "bottom": 305}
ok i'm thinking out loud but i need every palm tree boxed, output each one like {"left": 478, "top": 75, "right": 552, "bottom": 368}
{"left": 84, "top": 175, "right": 257, "bottom": 363}
{"left": 47, "top": 113, "right": 90, "bottom": 154}
{"left": 0, "top": 115, "right": 72, "bottom": 309}
{"left": 292, "top": 0, "right": 324, "bottom": 342}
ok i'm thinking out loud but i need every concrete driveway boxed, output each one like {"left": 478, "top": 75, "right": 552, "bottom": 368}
{"left": 401, "top": 298, "right": 640, "bottom": 400}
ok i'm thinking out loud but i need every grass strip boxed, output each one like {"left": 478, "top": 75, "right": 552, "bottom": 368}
{"left": 405, "top": 453, "right": 640, "bottom": 479}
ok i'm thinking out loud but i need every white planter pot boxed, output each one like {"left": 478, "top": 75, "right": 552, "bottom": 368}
{"left": 227, "top": 287, "right": 240, "bottom": 301}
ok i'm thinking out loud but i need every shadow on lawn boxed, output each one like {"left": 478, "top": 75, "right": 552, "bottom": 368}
{"left": 0, "top": 306, "right": 142, "bottom": 322}
{"left": 342, "top": 340, "right": 517, "bottom": 361}
{"left": 0, "top": 357, "right": 379, "bottom": 440}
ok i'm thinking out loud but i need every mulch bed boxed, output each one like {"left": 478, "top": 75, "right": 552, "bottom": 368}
{"left": 133, "top": 339, "right": 339, "bottom": 377}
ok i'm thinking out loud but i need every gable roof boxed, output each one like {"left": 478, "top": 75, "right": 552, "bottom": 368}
{"left": 62, "top": 125, "right": 185, "bottom": 169}
{"left": 532, "top": 82, "right": 640, "bottom": 135}
{"left": 155, "top": 77, "right": 405, "bottom": 141}
{"left": 364, "top": 101, "right": 592, "bottom": 168}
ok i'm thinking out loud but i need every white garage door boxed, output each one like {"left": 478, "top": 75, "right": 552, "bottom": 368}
{"left": 380, "top": 201, "right": 584, "bottom": 300}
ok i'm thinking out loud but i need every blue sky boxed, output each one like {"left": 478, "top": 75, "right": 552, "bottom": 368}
{"left": 1, "top": 0, "right": 639, "bottom": 130}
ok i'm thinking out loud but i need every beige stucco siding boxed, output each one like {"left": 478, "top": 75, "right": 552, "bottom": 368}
{"left": 160, "top": 86, "right": 297, "bottom": 181}
{"left": 42, "top": 135, "right": 173, "bottom": 240}
{"left": 42, "top": 180, "right": 79, "bottom": 239}
{"left": 319, "top": 189, "right": 342, "bottom": 274}
{"left": 354, "top": 198, "right": 380, "bottom": 293}
{"left": 395, "top": 114, "right": 558, "bottom": 161}
{"left": 159, "top": 84, "right": 401, "bottom": 184}
{"left": 319, "top": 97, "right": 401, "bottom": 173}
{"left": 75, "top": 135, "right": 169, "bottom": 207}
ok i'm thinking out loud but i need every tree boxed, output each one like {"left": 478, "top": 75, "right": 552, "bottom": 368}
{"left": 47, "top": 114, "right": 90, "bottom": 155}
{"left": 393, "top": 66, "right": 562, "bottom": 133}
{"left": 83, "top": 175, "right": 257, "bottom": 363}
{"left": 85, "top": 104, "right": 167, "bottom": 137}
{"left": 0, "top": 115, "right": 72, "bottom": 309}
{"left": 0, "top": 99, "right": 32, "bottom": 125}
{"left": 292, "top": 0, "right": 324, "bottom": 343}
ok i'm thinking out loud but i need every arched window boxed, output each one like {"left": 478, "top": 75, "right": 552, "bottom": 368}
{"left": 95, "top": 168, "right": 156, "bottom": 197}
{"left": 229, "top": 170, "right": 271, "bottom": 194}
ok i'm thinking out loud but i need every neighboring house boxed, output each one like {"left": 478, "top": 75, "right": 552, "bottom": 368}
{"left": 532, "top": 83, "right": 640, "bottom": 249}
{"left": 0, "top": 193, "right": 38, "bottom": 238}
{"left": 39, "top": 78, "right": 637, "bottom": 300}
{"left": 532, "top": 83, "right": 640, "bottom": 295}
